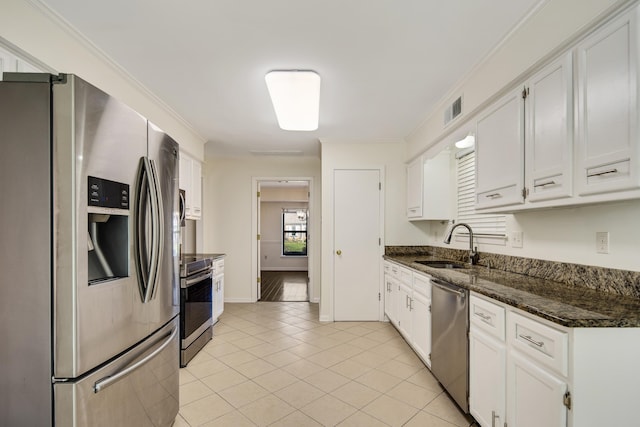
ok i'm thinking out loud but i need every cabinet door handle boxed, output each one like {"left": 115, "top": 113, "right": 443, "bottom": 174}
{"left": 476, "top": 312, "right": 492, "bottom": 324}
{"left": 533, "top": 180, "right": 556, "bottom": 187}
{"left": 587, "top": 168, "right": 618, "bottom": 178}
{"left": 486, "top": 193, "right": 502, "bottom": 199}
{"left": 519, "top": 334, "right": 544, "bottom": 347}
{"left": 492, "top": 410, "right": 499, "bottom": 427}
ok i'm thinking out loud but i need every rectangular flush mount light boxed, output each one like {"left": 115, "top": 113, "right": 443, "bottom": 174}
{"left": 265, "top": 70, "right": 320, "bottom": 131}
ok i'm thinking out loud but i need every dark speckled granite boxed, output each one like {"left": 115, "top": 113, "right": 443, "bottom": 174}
{"left": 384, "top": 246, "right": 640, "bottom": 328}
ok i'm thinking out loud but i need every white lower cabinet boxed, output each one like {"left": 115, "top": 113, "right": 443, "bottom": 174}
{"left": 384, "top": 261, "right": 408, "bottom": 327}
{"left": 507, "top": 351, "right": 567, "bottom": 427}
{"left": 212, "top": 258, "right": 224, "bottom": 322}
{"left": 469, "top": 328, "right": 506, "bottom": 427}
{"left": 383, "top": 261, "right": 432, "bottom": 367}
{"left": 410, "top": 272, "right": 431, "bottom": 367}
{"left": 470, "top": 291, "right": 640, "bottom": 427}
{"left": 397, "top": 281, "right": 412, "bottom": 338}
{"left": 470, "top": 293, "right": 569, "bottom": 427}
{"left": 410, "top": 290, "right": 431, "bottom": 367}
{"left": 384, "top": 274, "right": 398, "bottom": 326}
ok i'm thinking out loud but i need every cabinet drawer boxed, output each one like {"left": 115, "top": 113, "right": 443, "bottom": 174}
{"left": 507, "top": 312, "right": 568, "bottom": 376}
{"left": 412, "top": 272, "right": 431, "bottom": 298}
{"left": 387, "top": 262, "right": 412, "bottom": 284}
{"left": 384, "top": 262, "right": 391, "bottom": 275}
{"left": 470, "top": 294, "right": 505, "bottom": 341}
{"left": 398, "top": 266, "right": 412, "bottom": 285}
{"left": 390, "top": 263, "right": 400, "bottom": 279}
{"left": 215, "top": 259, "right": 224, "bottom": 273}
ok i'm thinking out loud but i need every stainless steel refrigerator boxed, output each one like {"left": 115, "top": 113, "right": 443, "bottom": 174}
{"left": 0, "top": 73, "right": 180, "bottom": 426}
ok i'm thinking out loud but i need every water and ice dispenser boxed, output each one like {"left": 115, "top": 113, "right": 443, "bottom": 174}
{"left": 87, "top": 176, "right": 129, "bottom": 284}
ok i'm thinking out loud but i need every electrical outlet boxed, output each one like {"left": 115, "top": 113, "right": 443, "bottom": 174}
{"left": 596, "top": 232, "right": 609, "bottom": 254}
{"left": 511, "top": 231, "right": 523, "bottom": 248}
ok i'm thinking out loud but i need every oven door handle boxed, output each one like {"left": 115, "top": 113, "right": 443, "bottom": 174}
{"left": 184, "top": 270, "right": 213, "bottom": 287}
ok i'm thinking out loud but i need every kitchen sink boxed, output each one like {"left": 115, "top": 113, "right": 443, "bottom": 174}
{"left": 414, "top": 260, "right": 469, "bottom": 269}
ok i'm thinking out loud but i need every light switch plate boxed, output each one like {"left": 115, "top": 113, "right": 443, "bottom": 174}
{"left": 596, "top": 232, "right": 609, "bottom": 254}
{"left": 511, "top": 231, "right": 523, "bottom": 248}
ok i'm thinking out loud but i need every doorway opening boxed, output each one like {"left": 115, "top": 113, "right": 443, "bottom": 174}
{"left": 253, "top": 179, "right": 312, "bottom": 302}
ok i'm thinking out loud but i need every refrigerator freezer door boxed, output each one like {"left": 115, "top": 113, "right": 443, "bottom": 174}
{"left": 55, "top": 317, "right": 179, "bottom": 427}
{"left": 53, "top": 75, "right": 151, "bottom": 378}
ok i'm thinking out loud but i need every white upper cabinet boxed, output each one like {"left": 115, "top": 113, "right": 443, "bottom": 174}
{"left": 422, "top": 150, "right": 453, "bottom": 220}
{"left": 179, "top": 151, "right": 202, "bottom": 220}
{"left": 0, "top": 46, "right": 44, "bottom": 79}
{"left": 576, "top": 6, "right": 640, "bottom": 196}
{"left": 475, "top": 4, "right": 640, "bottom": 212}
{"left": 406, "top": 156, "right": 423, "bottom": 218}
{"left": 191, "top": 159, "right": 202, "bottom": 219}
{"left": 406, "top": 150, "right": 453, "bottom": 221}
{"left": 525, "top": 52, "right": 574, "bottom": 203}
{"left": 475, "top": 88, "right": 525, "bottom": 210}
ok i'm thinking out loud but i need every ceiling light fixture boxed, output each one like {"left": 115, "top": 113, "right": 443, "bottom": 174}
{"left": 265, "top": 70, "right": 321, "bottom": 131}
{"left": 455, "top": 132, "right": 475, "bottom": 148}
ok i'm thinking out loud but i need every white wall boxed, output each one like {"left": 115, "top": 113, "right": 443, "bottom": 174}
{"left": 426, "top": 200, "right": 640, "bottom": 272}
{"left": 407, "top": 0, "right": 625, "bottom": 160}
{"left": 1, "top": 0, "right": 204, "bottom": 159}
{"left": 202, "top": 155, "right": 321, "bottom": 302}
{"left": 320, "top": 141, "right": 430, "bottom": 321}
{"left": 261, "top": 201, "right": 309, "bottom": 271}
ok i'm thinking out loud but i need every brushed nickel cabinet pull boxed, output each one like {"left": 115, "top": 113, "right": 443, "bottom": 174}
{"left": 534, "top": 180, "right": 556, "bottom": 187}
{"left": 519, "top": 334, "right": 544, "bottom": 347}
{"left": 587, "top": 168, "right": 618, "bottom": 178}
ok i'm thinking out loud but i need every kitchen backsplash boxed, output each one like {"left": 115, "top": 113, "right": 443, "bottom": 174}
{"left": 385, "top": 246, "right": 640, "bottom": 299}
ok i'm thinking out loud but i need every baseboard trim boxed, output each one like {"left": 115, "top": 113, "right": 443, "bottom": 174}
{"left": 225, "top": 298, "right": 256, "bottom": 303}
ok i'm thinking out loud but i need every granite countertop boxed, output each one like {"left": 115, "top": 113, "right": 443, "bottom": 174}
{"left": 384, "top": 254, "right": 640, "bottom": 328}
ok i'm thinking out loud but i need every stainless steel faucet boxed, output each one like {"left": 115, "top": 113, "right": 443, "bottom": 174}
{"left": 443, "top": 222, "right": 479, "bottom": 265}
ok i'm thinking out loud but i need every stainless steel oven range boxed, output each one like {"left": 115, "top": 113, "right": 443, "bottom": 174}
{"left": 180, "top": 256, "right": 214, "bottom": 367}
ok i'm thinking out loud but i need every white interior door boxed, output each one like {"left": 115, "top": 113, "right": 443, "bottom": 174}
{"left": 257, "top": 182, "right": 262, "bottom": 301}
{"left": 334, "top": 169, "right": 382, "bottom": 321}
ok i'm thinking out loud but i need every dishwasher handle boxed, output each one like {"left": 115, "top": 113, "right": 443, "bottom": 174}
{"left": 431, "top": 278, "right": 466, "bottom": 299}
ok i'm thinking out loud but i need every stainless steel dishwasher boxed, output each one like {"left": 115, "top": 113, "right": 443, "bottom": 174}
{"left": 430, "top": 278, "right": 469, "bottom": 413}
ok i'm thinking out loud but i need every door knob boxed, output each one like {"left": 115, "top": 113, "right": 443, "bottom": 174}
{"left": 336, "top": 250, "right": 342, "bottom": 255}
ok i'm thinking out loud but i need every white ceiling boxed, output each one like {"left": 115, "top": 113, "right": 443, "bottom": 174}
{"left": 39, "top": 0, "right": 542, "bottom": 157}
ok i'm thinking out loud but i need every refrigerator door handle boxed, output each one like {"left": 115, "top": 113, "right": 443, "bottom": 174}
{"left": 93, "top": 326, "right": 177, "bottom": 393}
{"left": 147, "top": 158, "right": 164, "bottom": 301}
{"left": 135, "top": 157, "right": 163, "bottom": 303}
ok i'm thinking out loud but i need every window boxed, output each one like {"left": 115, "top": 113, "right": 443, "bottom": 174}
{"left": 282, "top": 209, "right": 307, "bottom": 256}
{"left": 455, "top": 149, "right": 507, "bottom": 244}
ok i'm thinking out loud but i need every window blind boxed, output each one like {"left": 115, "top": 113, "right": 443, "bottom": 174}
{"left": 455, "top": 150, "right": 507, "bottom": 241}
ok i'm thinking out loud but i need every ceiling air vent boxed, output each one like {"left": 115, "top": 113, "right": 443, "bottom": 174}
{"left": 444, "top": 96, "right": 463, "bottom": 126}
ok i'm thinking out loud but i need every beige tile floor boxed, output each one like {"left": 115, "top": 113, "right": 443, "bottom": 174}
{"left": 175, "top": 302, "right": 474, "bottom": 427}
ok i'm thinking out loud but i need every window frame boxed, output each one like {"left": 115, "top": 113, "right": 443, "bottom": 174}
{"left": 282, "top": 208, "right": 308, "bottom": 256}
